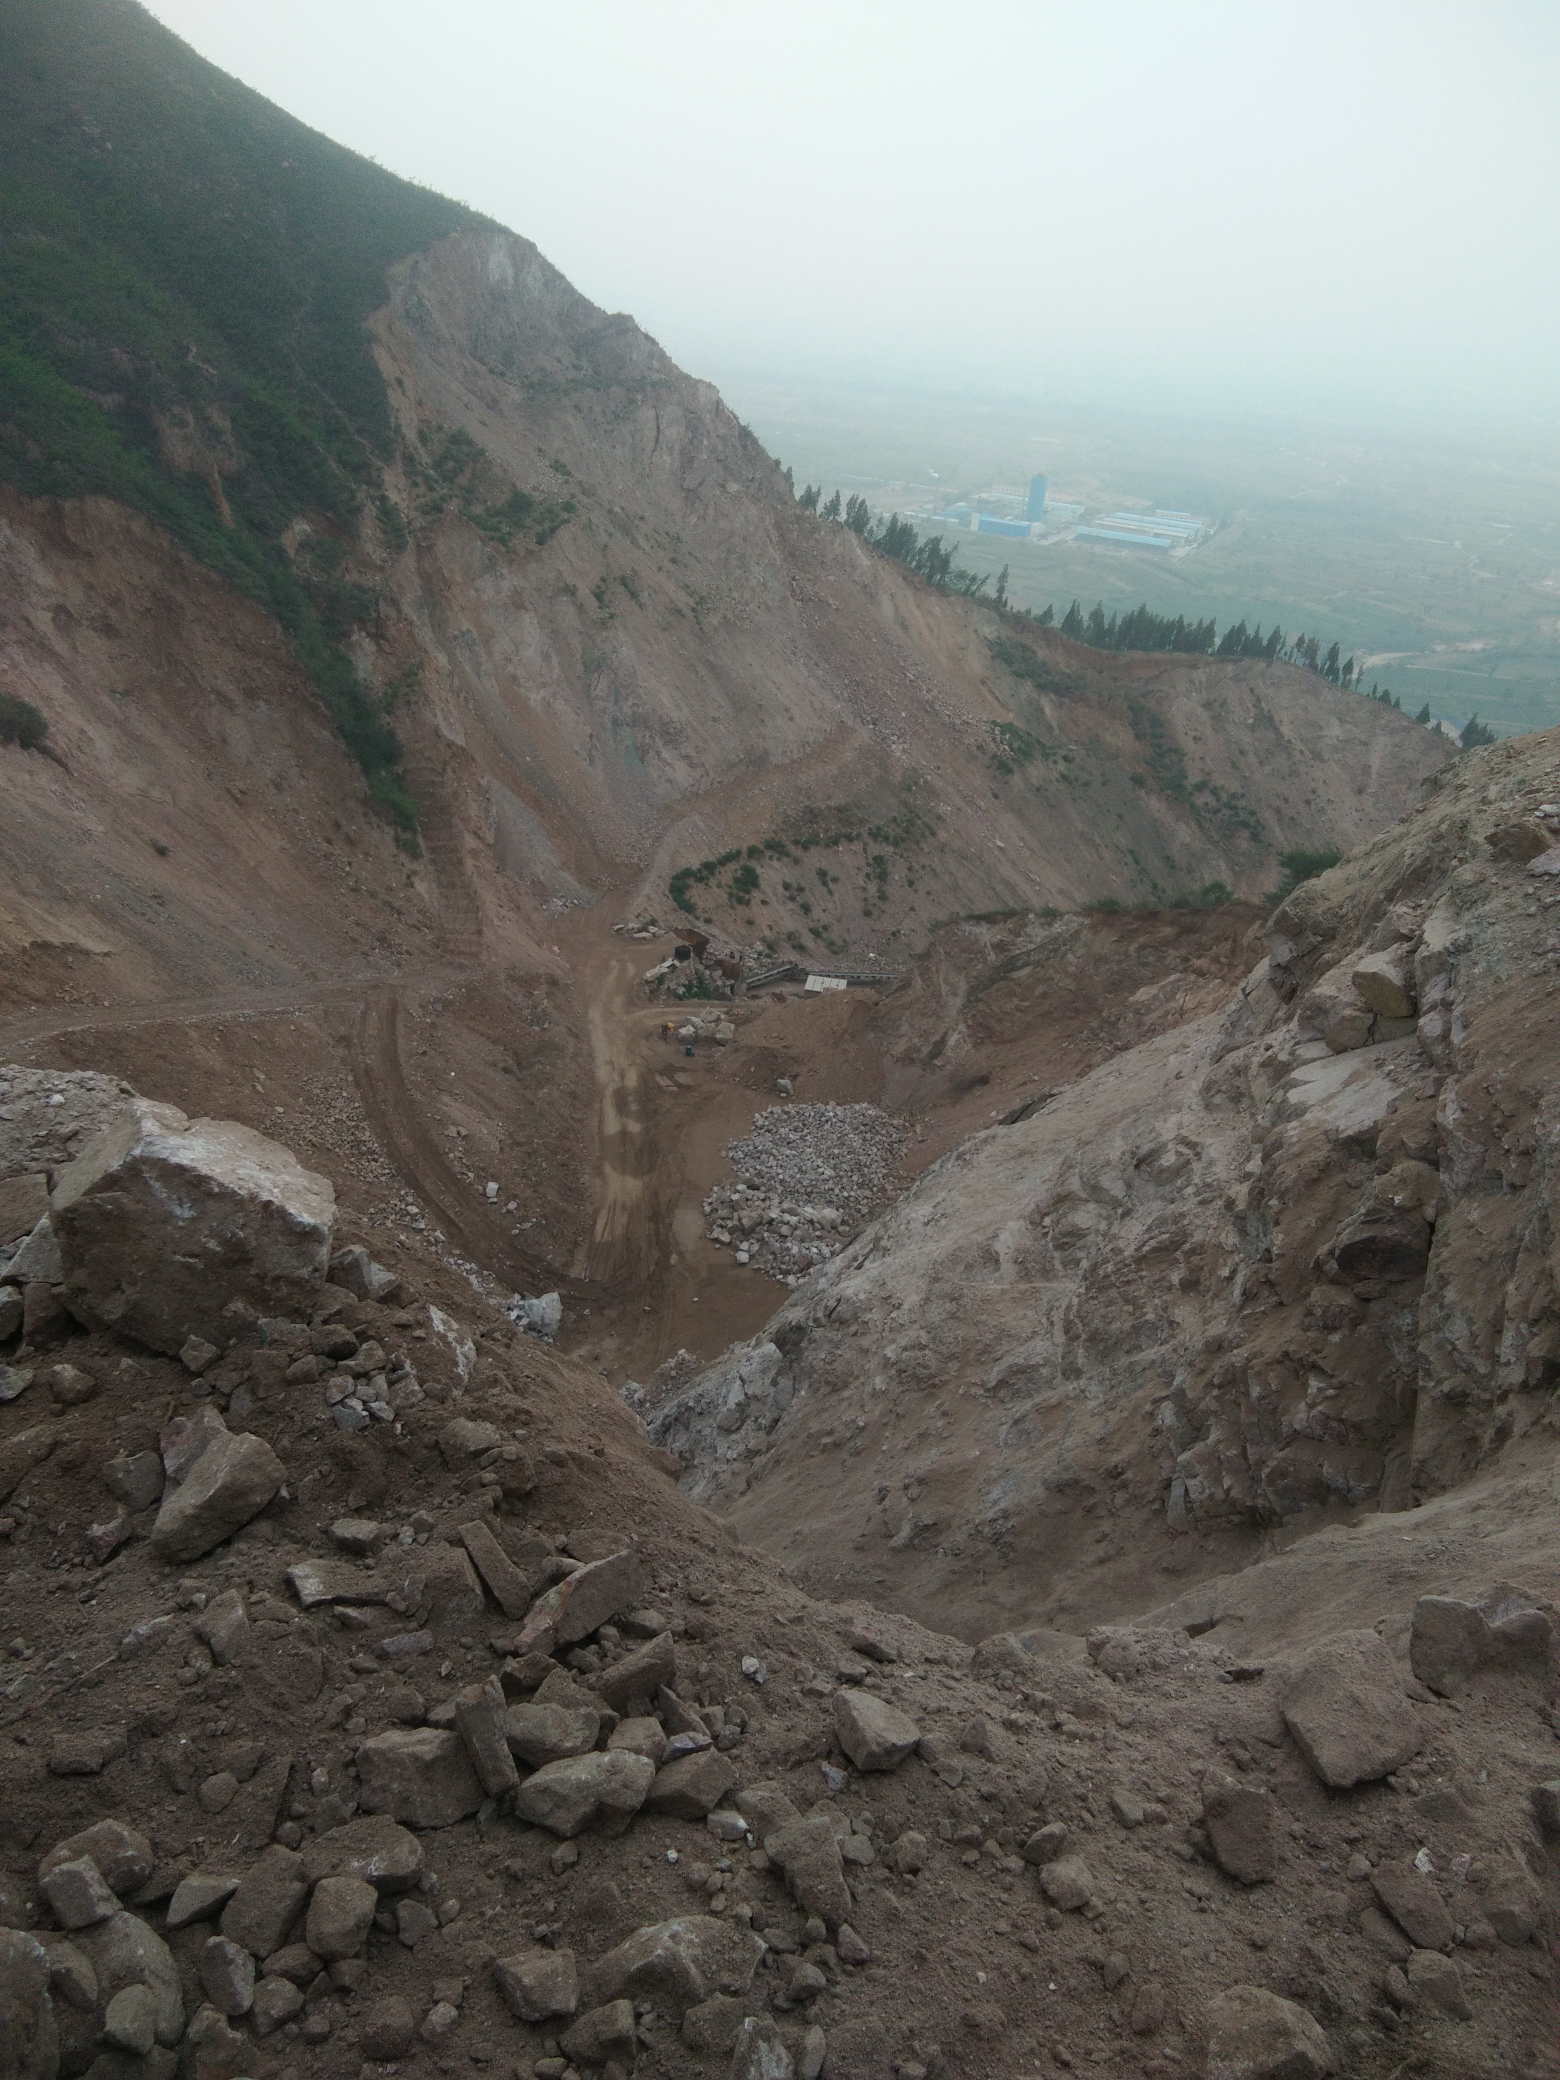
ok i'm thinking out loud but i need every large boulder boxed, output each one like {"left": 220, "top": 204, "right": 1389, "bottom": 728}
{"left": 832, "top": 1688, "right": 920, "bottom": 1772}
{"left": 1206, "top": 1985, "right": 1333, "bottom": 2079}
{"left": 1280, "top": 1631, "right": 1421, "bottom": 1788}
{"left": 355, "top": 1728, "right": 485, "bottom": 1830}
{"left": 493, "top": 1946, "right": 579, "bottom": 2022}
{"left": 515, "top": 1549, "right": 644, "bottom": 1657}
{"left": 513, "top": 1750, "right": 656, "bottom": 1838}
{"left": 39, "top": 1820, "right": 153, "bottom": 1897}
{"left": 77, "top": 1910, "right": 185, "bottom": 2047}
{"left": 764, "top": 1812, "right": 851, "bottom": 1928}
{"left": 149, "top": 1411, "right": 284, "bottom": 1563}
{"left": 302, "top": 1814, "right": 424, "bottom": 1892}
{"left": 0, "top": 1927, "right": 58, "bottom": 2080}
{"left": 51, "top": 1099, "right": 335, "bottom": 1353}
{"left": 587, "top": 1915, "right": 763, "bottom": 2016}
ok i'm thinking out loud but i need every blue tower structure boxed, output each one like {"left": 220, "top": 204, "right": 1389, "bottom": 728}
{"left": 1025, "top": 474, "right": 1049, "bottom": 522}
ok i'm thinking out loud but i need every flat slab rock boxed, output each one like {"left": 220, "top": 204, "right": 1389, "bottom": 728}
{"left": 1279, "top": 1630, "right": 1421, "bottom": 1788}
{"left": 51, "top": 1097, "right": 335, "bottom": 1353}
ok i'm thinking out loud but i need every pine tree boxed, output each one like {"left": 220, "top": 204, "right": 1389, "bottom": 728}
{"left": 844, "top": 495, "right": 871, "bottom": 535}
{"left": 799, "top": 484, "right": 820, "bottom": 513}
{"left": 821, "top": 491, "right": 842, "bottom": 522}
{"left": 993, "top": 564, "right": 1009, "bottom": 610}
{"left": 1061, "top": 600, "right": 1084, "bottom": 639}
{"left": 1415, "top": 702, "right": 1432, "bottom": 725}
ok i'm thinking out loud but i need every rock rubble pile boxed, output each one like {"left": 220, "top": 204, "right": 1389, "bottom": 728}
{"left": 704, "top": 1106, "right": 907, "bottom": 1287}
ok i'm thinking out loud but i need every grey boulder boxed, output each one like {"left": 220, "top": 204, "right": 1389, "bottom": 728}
{"left": 150, "top": 1411, "right": 283, "bottom": 1563}
{"left": 514, "top": 1750, "right": 656, "bottom": 1838}
{"left": 51, "top": 1098, "right": 335, "bottom": 1353}
{"left": 1280, "top": 1631, "right": 1420, "bottom": 1789}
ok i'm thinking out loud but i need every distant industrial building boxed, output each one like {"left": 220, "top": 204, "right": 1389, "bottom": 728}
{"left": 1075, "top": 508, "right": 1209, "bottom": 552}
{"left": 977, "top": 515, "right": 1032, "bottom": 538}
{"left": 1026, "top": 474, "right": 1048, "bottom": 522}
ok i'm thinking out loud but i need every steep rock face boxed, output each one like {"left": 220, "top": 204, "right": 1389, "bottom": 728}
{"left": 651, "top": 732, "right": 1560, "bottom": 1638}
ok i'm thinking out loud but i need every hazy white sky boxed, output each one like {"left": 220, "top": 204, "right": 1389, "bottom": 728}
{"left": 145, "top": 1, "right": 1559, "bottom": 421}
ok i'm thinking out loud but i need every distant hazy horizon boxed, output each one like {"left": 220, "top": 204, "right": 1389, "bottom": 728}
{"left": 144, "top": 0, "right": 1559, "bottom": 427}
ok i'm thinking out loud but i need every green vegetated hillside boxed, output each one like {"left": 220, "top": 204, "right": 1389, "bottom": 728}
{"left": 0, "top": 0, "right": 487, "bottom": 824}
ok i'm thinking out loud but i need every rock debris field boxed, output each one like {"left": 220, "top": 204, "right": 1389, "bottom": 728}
{"left": 704, "top": 1105, "right": 908, "bottom": 1286}
{"left": 3, "top": 1032, "right": 1560, "bottom": 2078}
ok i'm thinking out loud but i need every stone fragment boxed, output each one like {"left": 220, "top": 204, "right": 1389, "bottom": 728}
{"left": 180, "top": 1336, "right": 220, "bottom": 1375}
{"left": 52, "top": 1099, "right": 335, "bottom": 1352}
{"left": 39, "top": 1820, "right": 153, "bottom": 1897}
{"left": 355, "top": 1727, "right": 485, "bottom": 1830}
{"left": 396, "top": 1898, "right": 437, "bottom": 1948}
{"left": 1475, "top": 1855, "right": 1543, "bottom": 1944}
{"left": 0, "top": 1927, "right": 58, "bottom": 2080}
{"left": 1109, "top": 1786, "right": 1144, "bottom": 1827}
{"left": 102, "top": 1451, "right": 163, "bottom": 1512}
{"left": 493, "top": 1946, "right": 580, "bottom": 2021}
{"left": 200, "top": 1935, "right": 256, "bottom": 2016}
{"left": 77, "top": 1911, "right": 184, "bottom": 2047}
{"left": 328, "top": 1516, "right": 380, "bottom": 1554}
{"left": 1351, "top": 952, "right": 1414, "bottom": 1020}
{"left": 1357, "top": 1906, "right": 1410, "bottom": 1963}
{"left": 458, "top": 1518, "right": 535, "bottom": 1618}
{"left": 359, "top": 1995, "right": 417, "bottom": 2057}
{"left": 150, "top": 1411, "right": 283, "bottom": 1563}
{"left": 1486, "top": 816, "right": 1554, "bottom": 865}
{"left": 764, "top": 1813, "right": 851, "bottom": 1928}
{"left": 219, "top": 1845, "right": 309, "bottom": 1958}
{"left": 504, "top": 1700, "right": 601, "bottom": 1768}
{"left": 608, "top": 1715, "right": 669, "bottom": 1766}
{"left": 596, "top": 1629, "right": 677, "bottom": 1713}
{"left": 1205, "top": 1985, "right": 1333, "bottom": 2079}
{"left": 1280, "top": 1631, "right": 1420, "bottom": 1788}
{"left": 414, "top": 1539, "right": 485, "bottom": 1631}
{"left": 728, "top": 2014, "right": 795, "bottom": 2079}
{"left": 305, "top": 1873, "right": 376, "bottom": 1960}
{"left": 420, "top": 1997, "right": 459, "bottom": 2041}
{"left": 515, "top": 1548, "right": 644, "bottom": 1657}
{"left": 40, "top": 1938, "right": 96, "bottom": 2011}
{"left": 890, "top": 1830, "right": 927, "bottom": 1874}
{"left": 259, "top": 1942, "right": 321, "bottom": 1985}
{"left": 683, "top": 1994, "right": 746, "bottom": 2056}
{"left": 249, "top": 1975, "right": 304, "bottom": 2036}
{"left": 645, "top": 1749, "right": 738, "bottom": 1820}
{"left": 190, "top": 1587, "right": 248, "bottom": 1666}
{"left": 46, "top": 1728, "right": 126, "bottom": 1776}
{"left": 103, "top": 1984, "right": 158, "bottom": 2056}
{"left": 1405, "top": 1947, "right": 1471, "bottom": 2019}
{"left": 560, "top": 1998, "right": 638, "bottom": 2067}
{"left": 453, "top": 1676, "right": 521, "bottom": 1798}
{"left": 284, "top": 1559, "right": 392, "bottom": 1608}
{"left": 735, "top": 1782, "right": 801, "bottom": 1840}
{"left": 798, "top": 2022, "right": 827, "bottom": 2080}
{"left": 1371, "top": 1863, "right": 1454, "bottom": 1951}
{"left": 1039, "top": 1856, "right": 1098, "bottom": 1914}
{"left": 438, "top": 1419, "right": 504, "bottom": 1466}
{"left": 1202, "top": 1773, "right": 1277, "bottom": 1884}
{"left": 302, "top": 1812, "right": 424, "bottom": 1893}
{"left": 832, "top": 1687, "right": 920, "bottom": 1771}
{"left": 514, "top": 1750, "right": 657, "bottom": 1838}
{"left": 836, "top": 1922, "right": 871, "bottom": 1964}
{"left": 7, "top": 1217, "right": 62, "bottom": 1285}
{"left": 588, "top": 1915, "right": 764, "bottom": 2017}
{"left": 329, "top": 1245, "right": 400, "bottom": 1302}
{"left": 40, "top": 1854, "right": 120, "bottom": 1929}
{"left": 0, "top": 1171, "right": 49, "bottom": 1245}
{"left": 167, "top": 1874, "right": 240, "bottom": 1929}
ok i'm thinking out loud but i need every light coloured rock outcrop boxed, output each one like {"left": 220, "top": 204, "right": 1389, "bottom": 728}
{"left": 651, "top": 734, "right": 1560, "bottom": 1640}
{"left": 51, "top": 1096, "right": 335, "bottom": 1352}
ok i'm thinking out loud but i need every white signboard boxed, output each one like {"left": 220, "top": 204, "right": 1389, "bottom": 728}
{"left": 805, "top": 974, "right": 847, "bottom": 992}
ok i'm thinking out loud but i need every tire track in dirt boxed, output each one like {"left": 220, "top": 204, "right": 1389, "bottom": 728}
{"left": 347, "top": 983, "right": 592, "bottom": 1300}
{"left": 575, "top": 954, "right": 662, "bottom": 1287}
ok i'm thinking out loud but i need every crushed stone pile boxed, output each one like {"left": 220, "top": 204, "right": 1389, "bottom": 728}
{"left": 704, "top": 1104, "right": 908, "bottom": 1286}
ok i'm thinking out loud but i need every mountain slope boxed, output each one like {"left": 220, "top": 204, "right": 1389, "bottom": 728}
{"left": 649, "top": 732, "right": 1560, "bottom": 1642}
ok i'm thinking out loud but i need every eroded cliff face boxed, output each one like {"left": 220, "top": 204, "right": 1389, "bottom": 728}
{"left": 650, "top": 732, "right": 1560, "bottom": 1641}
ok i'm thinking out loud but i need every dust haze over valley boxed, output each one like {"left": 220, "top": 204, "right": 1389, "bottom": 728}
{"left": 2, "top": 6, "right": 1560, "bottom": 2080}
